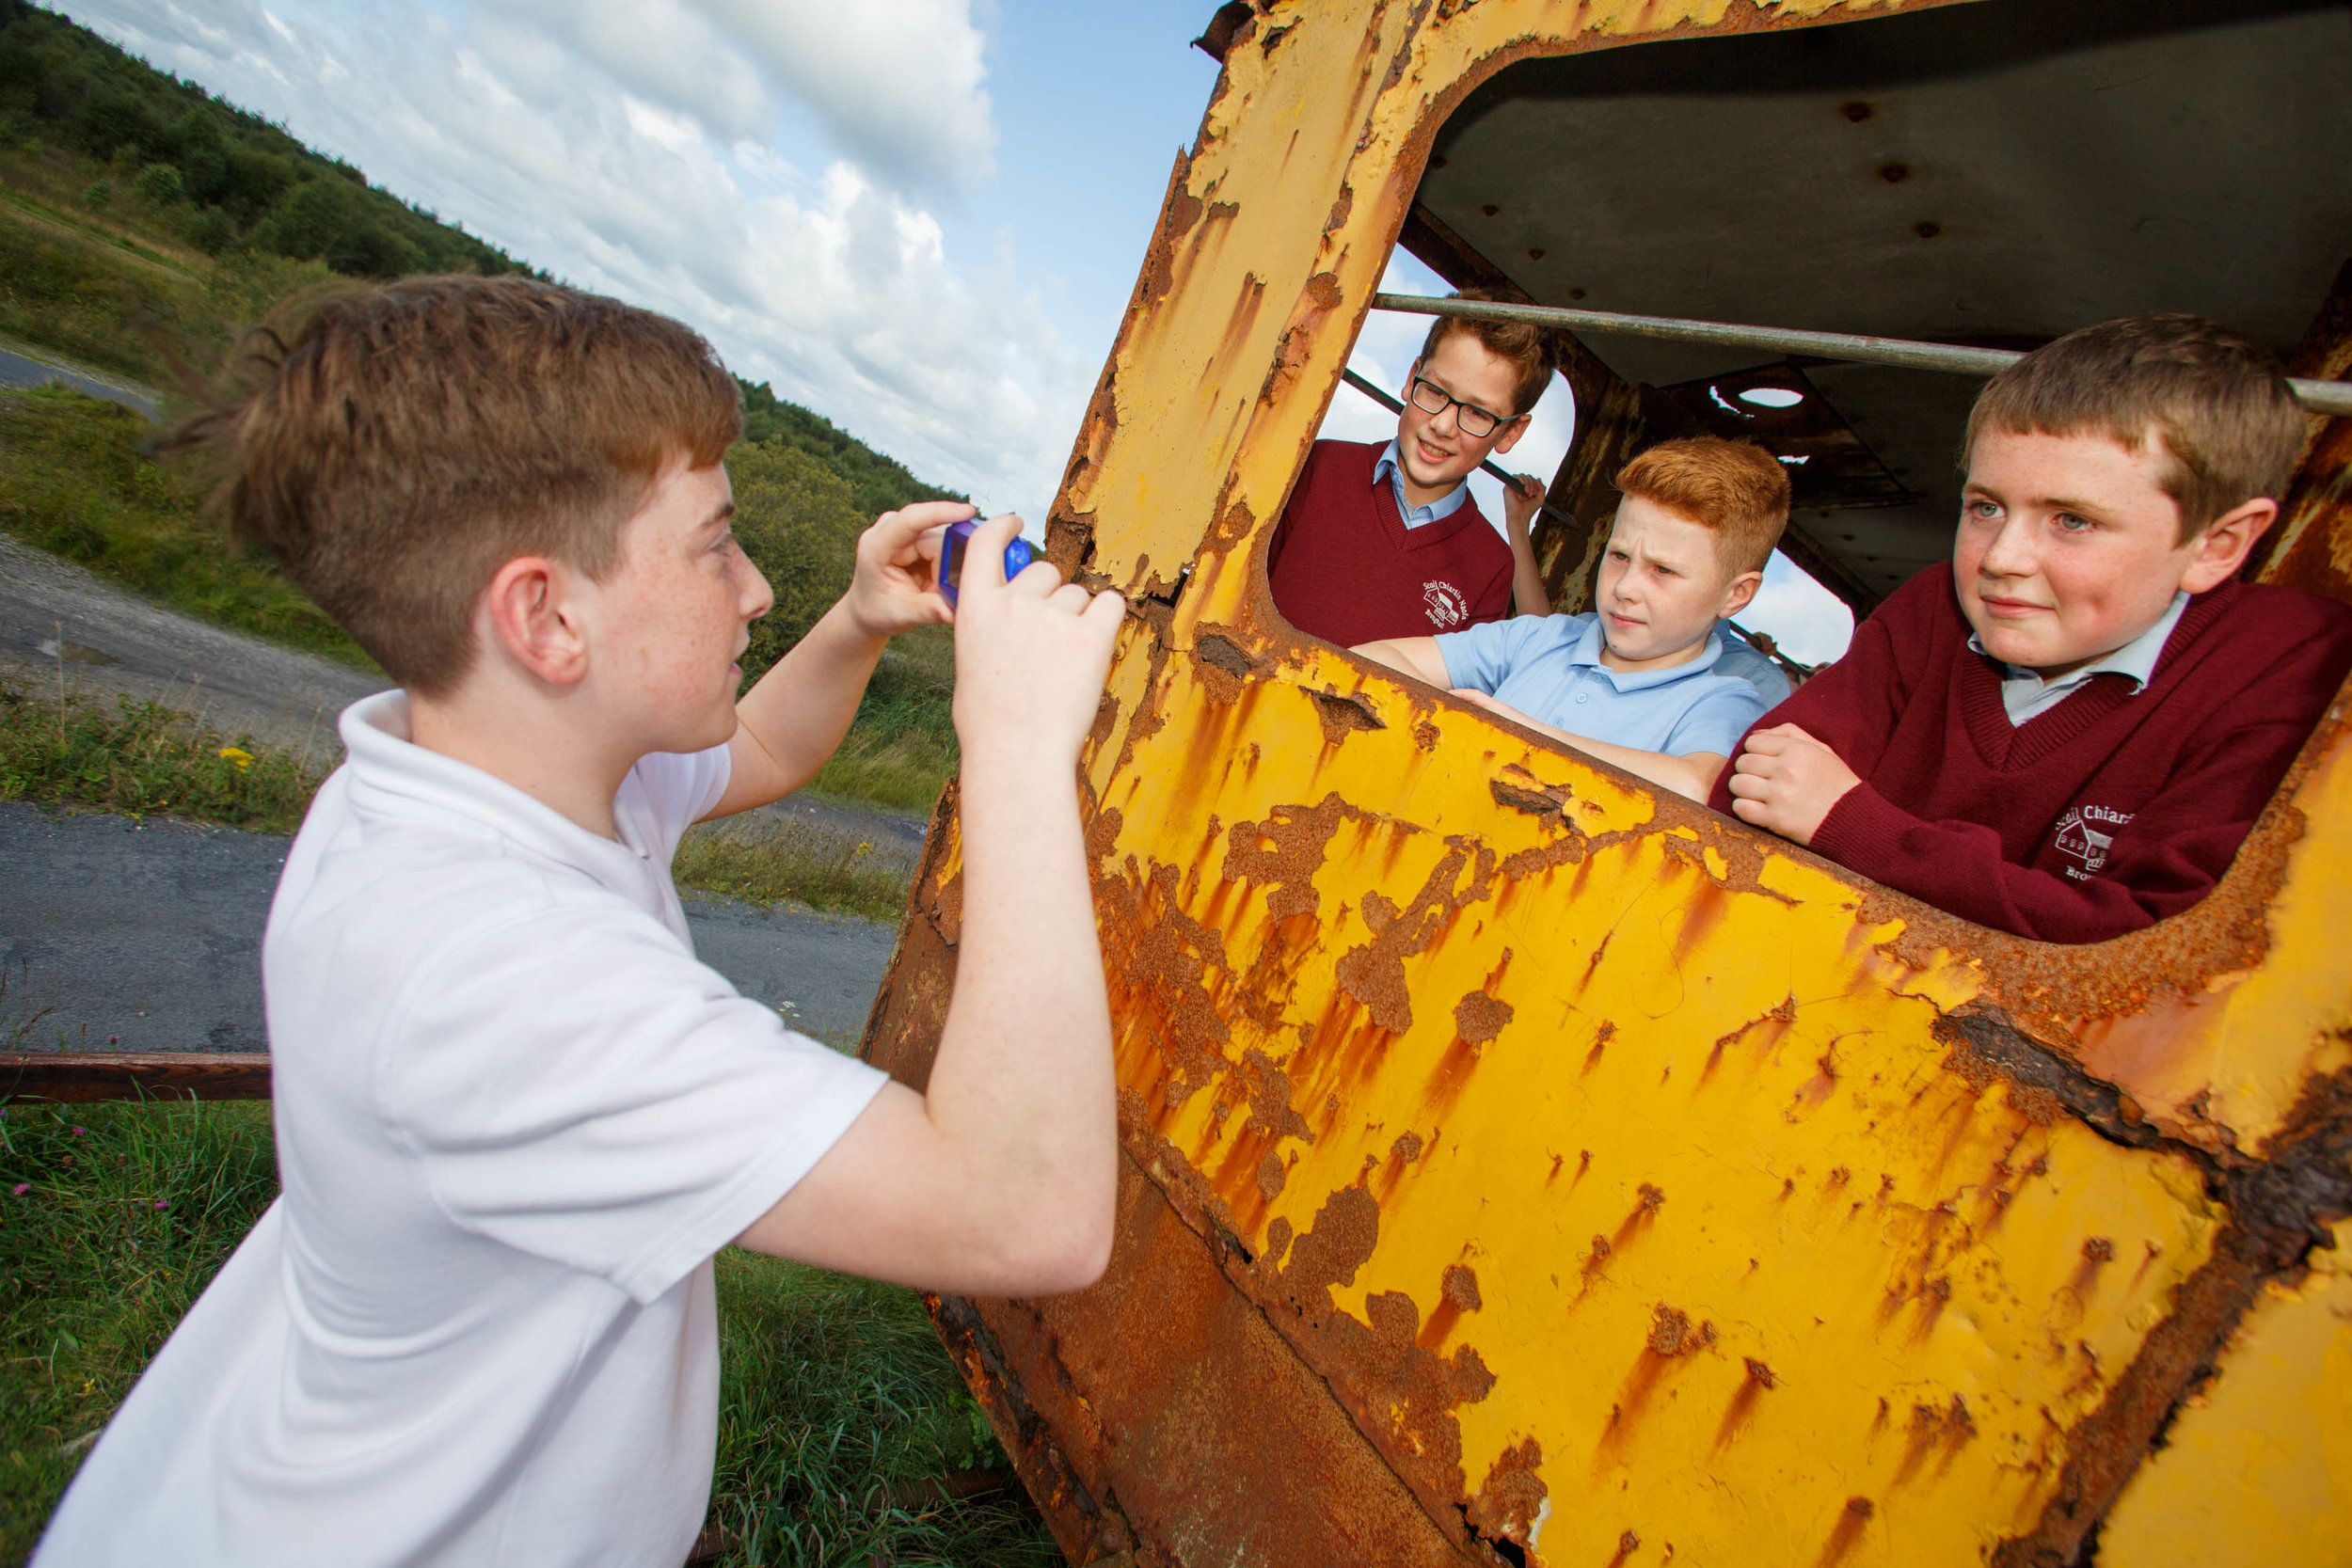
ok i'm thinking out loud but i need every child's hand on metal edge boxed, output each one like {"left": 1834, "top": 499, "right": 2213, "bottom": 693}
{"left": 949, "top": 513, "right": 1125, "bottom": 768}
{"left": 842, "top": 499, "right": 971, "bottom": 638}
{"left": 1724, "top": 722, "right": 1860, "bottom": 845}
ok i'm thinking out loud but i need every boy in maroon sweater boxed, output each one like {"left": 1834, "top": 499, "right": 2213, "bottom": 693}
{"left": 1711, "top": 313, "right": 2352, "bottom": 943}
{"left": 1268, "top": 289, "right": 1557, "bottom": 643}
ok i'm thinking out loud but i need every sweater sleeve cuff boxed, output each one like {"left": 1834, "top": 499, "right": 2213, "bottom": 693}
{"left": 1808, "top": 782, "right": 1915, "bottom": 871}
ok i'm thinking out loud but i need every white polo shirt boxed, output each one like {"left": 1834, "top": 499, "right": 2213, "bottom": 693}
{"left": 37, "top": 692, "right": 889, "bottom": 1568}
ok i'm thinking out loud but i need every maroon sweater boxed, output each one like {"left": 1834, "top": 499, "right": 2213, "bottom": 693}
{"left": 1706, "top": 564, "right": 2352, "bottom": 943}
{"left": 1267, "top": 439, "right": 1513, "bottom": 645}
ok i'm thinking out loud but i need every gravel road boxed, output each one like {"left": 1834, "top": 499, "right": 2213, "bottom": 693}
{"left": 0, "top": 800, "right": 904, "bottom": 1054}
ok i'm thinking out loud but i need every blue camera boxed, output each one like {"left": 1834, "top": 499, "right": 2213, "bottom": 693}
{"left": 937, "top": 518, "right": 1037, "bottom": 608}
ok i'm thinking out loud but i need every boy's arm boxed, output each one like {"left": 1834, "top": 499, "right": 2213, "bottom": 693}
{"left": 734, "top": 516, "right": 1127, "bottom": 1295}
{"left": 1729, "top": 707, "right": 2321, "bottom": 943}
{"left": 1352, "top": 636, "right": 1453, "bottom": 689}
{"left": 1453, "top": 689, "right": 1726, "bottom": 801}
{"left": 704, "top": 501, "right": 966, "bottom": 821}
{"left": 1503, "top": 474, "right": 1552, "bottom": 618}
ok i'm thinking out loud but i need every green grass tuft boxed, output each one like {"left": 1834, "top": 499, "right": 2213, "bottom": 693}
{"left": 0, "top": 1097, "right": 280, "bottom": 1561}
{"left": 0, "top": 683, "right": 328, "bottom": 832}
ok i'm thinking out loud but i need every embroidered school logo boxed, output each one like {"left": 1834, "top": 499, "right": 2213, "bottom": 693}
{"left": 1422, "top": 579, "right": 1469, "bottom": 630}
{"left": 2051, "top": 803, "right": 2133, "bottom": 880}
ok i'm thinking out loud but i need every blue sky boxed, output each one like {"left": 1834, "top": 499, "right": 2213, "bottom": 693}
{"left": 55, "top": 0, "right": 1850, "bottom": 660}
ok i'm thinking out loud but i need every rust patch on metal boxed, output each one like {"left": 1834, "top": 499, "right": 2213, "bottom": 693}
{"left": 1309, "top": 685, "right": 1388, "bottom": 745}
{"left": 1391, "top": 1130, "right": 1424, "bottom": 1164}
{"left": 1488, "top": 769, "right": 1570, "bottom": 819}
{"left": 1711, "top": 1356, "right": 1780, "bottom": 1454}
{"left": 1582, "top": 1019, "right": 1616, "bottom": 1075}
{"left": 1464, "top": 1435, "right": 1546, "bottom": 1557}
{"left": 1239, "top": 1046, "right": 1313, "bottom": 1144}
{"left": 933, "top": 1155, "right": 1474, "bottom": 1568}
{"left": 1196, "top": 627, "right": 1265, "bottom": 705}
{"left": 1097, "top": 858, "right": 1232, "bottom": 1106}
{"left": 1597, "top": 1304, "right": 1717, "bottom": 1467}
{"left": 1701, "top": 994, "right": 1798, "bottom": 1085}
{"left": 1818, "top": 1497, "right": 1876, "bottom": 1568}
{"left": 1452, "top": 989, "right": 1514, "bottom": 1045}
{"left": 1441, "top": 1262, "right": 1482, "bottom": 1313}
{"left": 1224, "top": 794, "right": 1358, "bottom": 922}
{"left": 1892, "top": 1394, "right": 1978, "bottom": 1488}
{"left": 1335, "top": 838, "right": 1497, "bottom": 1034}
{"left": 1413, "top": 718, "right": 1440, "bottom": 750}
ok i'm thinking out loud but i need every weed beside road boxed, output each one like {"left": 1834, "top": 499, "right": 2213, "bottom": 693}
{"left": 0, "top": 1100, "right": 1055, "bottom": 1566}
{"left": 0, "top": 679, "right": 920, "bottom": 923}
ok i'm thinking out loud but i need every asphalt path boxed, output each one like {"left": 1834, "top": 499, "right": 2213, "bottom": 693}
{"left": 0, "top": 345, "right": 160, "bottom": 419}
{"left": 0, "top": 800, "right": 904, "bottom": 1054}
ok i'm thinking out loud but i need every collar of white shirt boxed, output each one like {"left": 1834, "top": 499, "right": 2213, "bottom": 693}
{"left": 339, "top": 689, "right": 663, "bottom": 881}
{"left": 1968, "top": 590, "right": 2189, "bottom": 727}
{"left": 1374, "top": 439, "right": 1470, "bottom": 529}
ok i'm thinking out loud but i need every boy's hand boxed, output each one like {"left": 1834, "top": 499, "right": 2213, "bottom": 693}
{"left": 950, "top": 513, "right": 1125, "bottom": 768}
{"left": 1502, "top": 474, "right": 1545, "bottom": 541}
{"left": 1724, "top": 723, "right": 1861, "bottom": 845}
{"left": 842, "top": 499, "right": 973, "bottom": 639}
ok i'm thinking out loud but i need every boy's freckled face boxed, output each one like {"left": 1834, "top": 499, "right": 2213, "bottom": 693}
{"left": 1394, "top": 332, "right": 1526, "bottom": 499}
{"left": 594, "top": 459, "right": 773, "bottom": 753}
{"left": 1956, "top": 430, "right": 2201, "bottom": 677}
{"left": 1594, "top": 496, "right": 1750, "bottom": 672}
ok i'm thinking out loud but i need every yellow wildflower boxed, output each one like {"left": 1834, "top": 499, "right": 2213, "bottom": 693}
{"left": 216, "top": 746, "right": 253, "bottom": 770}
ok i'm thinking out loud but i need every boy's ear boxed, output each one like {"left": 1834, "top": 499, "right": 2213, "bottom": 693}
{"left": 1720, "top": 566, "right": 1765, "bottom": 620}
{"left": 2180, "top": 497, "right": 2278, "bottom": 594}
{"left": 482, "top": 556, "right": 591, "bottom": 688}
{"left": 1490, "top": 413, "right": 1532, "bottom": 456}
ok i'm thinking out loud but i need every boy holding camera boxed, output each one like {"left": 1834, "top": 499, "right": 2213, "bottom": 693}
{"left": 36, "top": 277, "right": 1125, "bottom": 1566}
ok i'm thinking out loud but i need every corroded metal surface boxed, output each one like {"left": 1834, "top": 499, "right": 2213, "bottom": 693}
{"left": 860, "top": 3, "right": 2352, "bottom": 1563}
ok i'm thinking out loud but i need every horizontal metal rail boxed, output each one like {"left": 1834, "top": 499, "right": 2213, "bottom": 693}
{"left": 1371, "top": 293, "right": 2352, "bottom": 418}
{"left": 1338, "top": 367, "right": 1812, "bottom": 681}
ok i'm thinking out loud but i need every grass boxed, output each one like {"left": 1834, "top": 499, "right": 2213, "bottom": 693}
{"left": 676, "top": 820, "right": 916, "bottom": 927}
{"left": 0, "top": 1098, "right": 1058, "bottom": 1566}
{"left": 0, "top": 674, "right": 919, "bottom": 924}
{"left": 803, "top": 629, "right": 957, "bottom": 815}
{"left": 0, "top": 388, "right": 374, "bottom": 669}
{"left": 0, "top": 682, "right": 327, "bottom": 832}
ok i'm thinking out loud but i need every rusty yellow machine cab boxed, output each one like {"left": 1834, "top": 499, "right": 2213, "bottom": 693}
{"left": 856, "top": 2, "right": 2352, "bottom": 1565}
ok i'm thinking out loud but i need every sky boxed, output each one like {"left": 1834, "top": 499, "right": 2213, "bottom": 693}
{"left": 54, "top": 0, "right": 1851, "bottom": 661}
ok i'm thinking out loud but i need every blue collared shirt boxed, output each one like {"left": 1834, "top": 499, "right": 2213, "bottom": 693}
{"left": 1435, "top": 612, "right": 1770, "bottom": 756}
{"left": 1373, "top": 440, "right": 1470, "bottom": 530}
{"left": 1969, "top": 591, "right": 2189, "bottom": 725}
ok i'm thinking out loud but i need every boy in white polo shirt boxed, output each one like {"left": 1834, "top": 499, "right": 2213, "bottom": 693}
{"left": 35, "top": 277, "right": 1125, "bottom": 1567}
{"left": 1353, "top": 437, "right": 1791, "bottom": 800}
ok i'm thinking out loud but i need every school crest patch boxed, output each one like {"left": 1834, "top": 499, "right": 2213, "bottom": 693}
{"left": 1422, "top": 579, "right": 1470, "bottom": 630}
{"left": 2052, "top": 803, "right": 2132, "bottom": 880}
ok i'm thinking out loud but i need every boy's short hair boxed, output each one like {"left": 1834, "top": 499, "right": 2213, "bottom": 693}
{"left": 1417, "top": 287, "right": 1561, "bottom": 418}
{"left": 1964, "top": 312, "right": 2306, "bottom": 543}
{"left": 1616, "top": 437, "right": 1791, "bottom": 577}
{"left": 174, "top": 275, "right": 740, "bottom": 696}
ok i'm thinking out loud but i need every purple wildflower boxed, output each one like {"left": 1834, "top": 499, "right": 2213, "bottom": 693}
{"left": 9, "top": 1182, "right": 27, "bottom": 1196}
{"left": 152, "top": 1199, "right": 170, "bottom": 1211}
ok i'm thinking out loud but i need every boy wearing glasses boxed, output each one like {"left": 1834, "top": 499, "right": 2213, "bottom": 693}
{"left": 1268, "top": 287, "right": 1557, "bottom": 643}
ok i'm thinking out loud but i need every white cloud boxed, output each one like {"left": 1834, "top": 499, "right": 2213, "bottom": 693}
{"left": 51, "top": 0, "right": 1081, "bottom": 521}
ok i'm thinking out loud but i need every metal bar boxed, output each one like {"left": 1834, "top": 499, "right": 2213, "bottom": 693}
{"left": 1371, "top": 293, "right": 2352, "bottom": 418}
{"left": 0, "top": 1051, "right": 273, "bottom": 1102}
{"left": 1340, "top": 367, "right": 1525, "bottom": 488}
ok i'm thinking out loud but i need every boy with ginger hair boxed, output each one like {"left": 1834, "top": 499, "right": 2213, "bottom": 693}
{"left": 1355, "top": 436, "right": 1790, "bottom": 801}
{"left": 1268, "top": 287, "right": 1560, "bottom": 641}
{"left": 1712, "top": 312, "right": 2352, "bottom": 943}
{"left": 35, "top": 277, "right": 1126, "bottom": 1567}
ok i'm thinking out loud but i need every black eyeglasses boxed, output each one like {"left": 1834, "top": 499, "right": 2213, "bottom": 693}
{"left": 1406, "top": 375, "right": 1513, "bottom": 439}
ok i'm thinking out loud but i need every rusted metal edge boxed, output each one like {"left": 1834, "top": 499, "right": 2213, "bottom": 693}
{"left": 1935, "top": 1006, "right": 2352, "bottom": 1564}
{"left": 0, "top": 1051, "right": 273, "bottom": 1102}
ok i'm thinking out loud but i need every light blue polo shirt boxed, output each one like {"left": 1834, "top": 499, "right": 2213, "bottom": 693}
{"left": 1436, "top": 612, "right": 1769, "bottom": 757}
